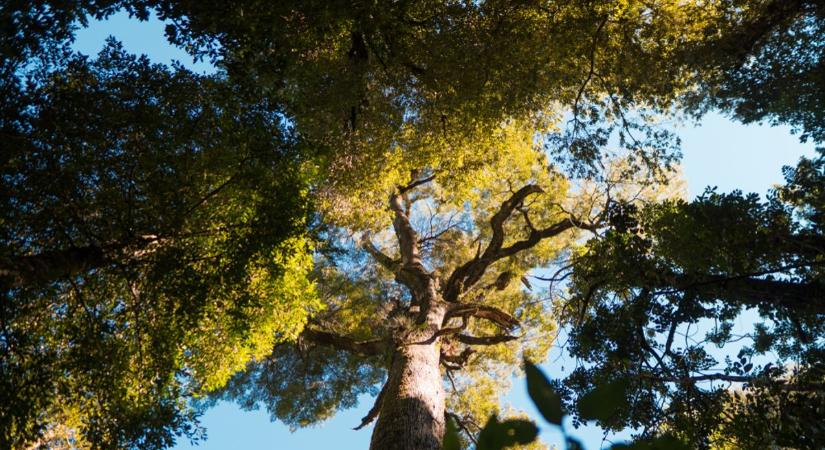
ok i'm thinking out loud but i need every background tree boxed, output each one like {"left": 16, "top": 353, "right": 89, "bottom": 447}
{"left": 560, "top": 150, "right": 824, "bottom": 449}
{"left": 681, "top": 0, "right": 825, "bottom": 143}
{"left": 543, "top": 1, "right": 825, "bottom": 445}
{"left": 0, "top": 42, "right": 319, "bottom": 449}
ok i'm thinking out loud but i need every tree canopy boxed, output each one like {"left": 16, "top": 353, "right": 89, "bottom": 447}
{"left": 559, "top": 150, "right": 824, "bottom": 449}
{"left": 1, "top": 0, "right": 823, "bottom": 449}
{"left": 1, "top": 42, "right": 318, "bottom": 448}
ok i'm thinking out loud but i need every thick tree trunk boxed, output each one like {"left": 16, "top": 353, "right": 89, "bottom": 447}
{"left": 369, "top": 301, "right": 447, "bottom": 450}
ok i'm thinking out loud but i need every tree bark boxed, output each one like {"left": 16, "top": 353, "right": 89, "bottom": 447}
{"left": 369, "top": 300, "right": 448, "bottom": 450}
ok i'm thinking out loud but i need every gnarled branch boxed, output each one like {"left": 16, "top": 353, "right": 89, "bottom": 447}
{"left": 354, "top": 381, "right": 388, "bottom": 430}
{"left": 301, "top": 328, "right": 388, "bottom": 356}
{"left": 444, "top": 185, "right": 597, "bottom": 302}
{"left": 447, "top": 303, "right": 520, "bottom": 330}
{"left": 455, "top": 333, "right": 518, "bottom": 346}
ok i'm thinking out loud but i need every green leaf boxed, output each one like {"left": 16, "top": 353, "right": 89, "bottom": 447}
{"left": 476, "top": 415, "right": 539, "bottom": 450}
{"left": 524, "top": 359, "right": 564, "bottom": 425}
{"left": 443, "top": 416, "right": 462, "bottom": 450}
{"left": 577, "top": 379, "right": 630, "bottom": 422}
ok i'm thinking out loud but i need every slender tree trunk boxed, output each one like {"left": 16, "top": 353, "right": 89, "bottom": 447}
{"left": 369, "top": 300, "right": 447, "bottom": 450}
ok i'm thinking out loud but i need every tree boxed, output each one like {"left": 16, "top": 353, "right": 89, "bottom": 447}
{"left": 0, "top": 1, "right": 751, "bottom": 448}
{"left": 560, "top": 150, "right": 824, "bottom": 448}
{"left": 0, "top": 42, "right": 318, "bottom": 449}
{"left": 147, "top": 0, "right": 717, "bottom": 173}
{"left": 680, "top": 0, "right": 825, "bottom": 143}
{"left": 212, "top": 121, "right": 605, "bottom": 450}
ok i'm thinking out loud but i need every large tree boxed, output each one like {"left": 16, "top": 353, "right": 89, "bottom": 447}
{"left": 212, "top": 122, "right": 602, "bottom": 450}
{"left": 0, "top": 42, "right": 318, "bottom": 449}
{"left": 560, "top": 150, "right": 824, "bottom": 449}
{"left": 210, "top": 118, "right": 688, "bottom": 449}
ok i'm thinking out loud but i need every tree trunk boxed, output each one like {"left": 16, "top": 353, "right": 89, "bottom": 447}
{"left": 369, "top": 301, "right": 447, "bottom": 450}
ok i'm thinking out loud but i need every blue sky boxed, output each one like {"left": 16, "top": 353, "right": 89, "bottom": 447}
{"left": 74, "top": 11, "right": 816, "bottom": 450}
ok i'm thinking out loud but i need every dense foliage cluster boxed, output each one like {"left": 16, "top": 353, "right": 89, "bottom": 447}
{"left": 1, "top": 0, "right": 823, "bottom": 449}
{"left": 1, "top": 39, "right": 317, "bottom": 450}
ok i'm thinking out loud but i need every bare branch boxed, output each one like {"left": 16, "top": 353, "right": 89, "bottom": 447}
{"left": 455, "top": 334, "right": 518, "bottom": 346}
{"left": 448, "top": 303, "right": 520, "bottom": 330}
{"left": 301, "top": 327, "right": 388, "bottom": 356}
{"left": 354, "top": 381, "right": 388, "bottom": 430}
{"left": 360, "top": 238, "right": 398, "bottom": 271}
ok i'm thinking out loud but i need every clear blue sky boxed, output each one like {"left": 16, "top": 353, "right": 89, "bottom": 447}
{"left": 74, "top": 11, "right": 816, "bottom": 450}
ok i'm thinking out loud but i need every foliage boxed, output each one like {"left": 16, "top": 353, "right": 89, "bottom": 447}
{"left": 681, "top": 0, "right": 825, "bottom": 144}
{"left": 0, "top": 42, "right": 318, "bottom": 448}
{"left": 143, "top": 0, "right": 718, "bottom": 177}
{"left": 558, "top": 150, "right": 825, "bottom": 449}
{"left": 463, "top": 360, "right": 689, "bottom": 450}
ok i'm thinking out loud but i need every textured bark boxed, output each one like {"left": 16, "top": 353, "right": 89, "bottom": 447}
{"left": 360, "top": 181, "right": 580, "bottom": 448}
{"left": 369, "top": 301, "right": 447, "bottom": 450}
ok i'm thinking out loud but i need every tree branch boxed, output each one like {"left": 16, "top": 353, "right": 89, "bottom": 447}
{"left": 444, "top": 184, "right": 596, "bottom": 302}
{"left": 387, "top": 183, "right": 434, "bottom": 298}
{"left": 301, "top": 328, "right": 388, "bottom": 356}
{"left": 360, "top": 238, "right": 398, "bottom": 271}
{"left": 447, "top": 303, "right": 520, "bottom": 330}
{"left": 354, "top": 381, "right": 388, "bottom": 430}
{"left": 0, "top": 235, "right": 163, "bottom": 289}
{"left": 659, "top": 273, "right": 825, "bottom": 315}
{"left": 455, "top": 333, "right": 518, "bottom": 346}
{"left": 441, "top": 347, "right": 475, "bottom": 368}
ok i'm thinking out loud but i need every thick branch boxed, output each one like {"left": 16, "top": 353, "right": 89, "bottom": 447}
{"left": 301, "top": 328, "right": 388, "bottom": 356}
{"left": 644, "top": 373, "right": 825, "bottom": 391}
{"left": 0, "top": 236, "right": 162, "bottom": 289}
{"left": 0, "top": 246, "right": 107, "bottom": 289}
{"left": 455, "top": 334, "right": 518, "bottom": 346}
{"left": 444, "top": 204, "right": 593, "bottom": 302}
{"left": 389, "top": 190, "right": 420, "bottom": 267}
{"left": 387, "top": 185, "right": 436, "bottom": 300}
{"left": 447, "top": 303, "right": 520, "bottom": 330}
{"left": 361, "top": 238, "right": 398, "bottom": 271}
{"left": 662, "top": 273, "right": 825, "bottom": 315}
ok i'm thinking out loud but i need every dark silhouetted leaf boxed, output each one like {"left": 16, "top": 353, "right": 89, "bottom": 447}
{"left": 443, "top": 416, "right": 462, "bottom": 450}
{"left": 525, "top": 359, "right": 563, "bottom": 425}
{"left": 476, "top": 415, "right": 539, "bottom": 450}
